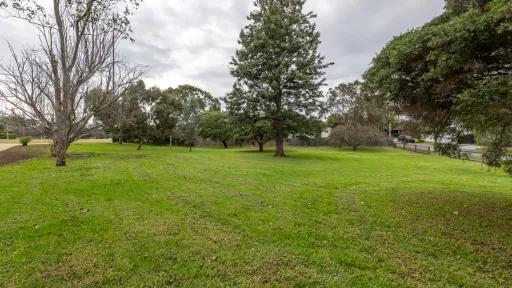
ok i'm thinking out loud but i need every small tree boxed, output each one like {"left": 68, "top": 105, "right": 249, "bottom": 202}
{"left": 92, "top": 81, "right": 151, "bottom": 149}
{"left": 329, "top": 124, "right": 386, "bottom": 151}
{"left": 172, "top": 85, "right": 219, "bottom": 151}
{"left": 327, "top": 81, "right": 391, "bottom": 131}
{"left": 176, "top": 95, "right": 202, "bottom": 152}
{"left": 246, "top": 120, "right": 274, "bottom": 152}
{"left": 150, "top": 88, "right": 182, "bottom": 145}
{"left": 198, "top": 111, "right": 233, "bottom": 148}
{"left": 327, "top": 81, "right": 389, "bottom": 151}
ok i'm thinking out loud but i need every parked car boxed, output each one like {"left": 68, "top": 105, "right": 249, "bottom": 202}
{"left": 397, "top": 135, "right": 416, "bottom": 143}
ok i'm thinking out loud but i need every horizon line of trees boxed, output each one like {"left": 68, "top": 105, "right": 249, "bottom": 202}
{"left": 89, "top": 79, "right": 327, "bottom": 151}
{"left": 1, "top": 0, "right": 510, "bottom": 168}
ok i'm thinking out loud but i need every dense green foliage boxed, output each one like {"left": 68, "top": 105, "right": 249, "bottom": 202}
{"left": 503, "top": 159, "right": 512, "bottom": 176}
{"left": 365, "top": 0, "right": 512, "bottom": 144}
{"left": 0, "top": 144, "right": 511, "bottom": 287}
{"left": 198, "top": 111, "right": 233, "bottom": 148}
{"left": 94, "top": 81, "right": 219, "bottom": 148}
{"left": 456, "top": 76, "right": 512, "bottom": 150}
{"left": 228, "top": 0, "right": 331, "bottom": 157}
{"left": 174, "top": 86, "right": 219, "bottom": 151}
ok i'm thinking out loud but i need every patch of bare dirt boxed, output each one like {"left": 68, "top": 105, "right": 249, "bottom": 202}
{"left": 0, "top": 145, "right": 48, "bottom": 166}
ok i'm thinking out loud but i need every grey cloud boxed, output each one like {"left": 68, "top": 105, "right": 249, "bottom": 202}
{"left": 0, "top": 0, "right": 444, "bottom": 97}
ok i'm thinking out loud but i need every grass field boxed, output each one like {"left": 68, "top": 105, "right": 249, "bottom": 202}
{"left": 0, "top": 144, "right": 511, "bottom": 287}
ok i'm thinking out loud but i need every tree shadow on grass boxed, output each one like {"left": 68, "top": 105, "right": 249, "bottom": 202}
{"left": 67, "top": 152, "right": 98, "bottom": 160}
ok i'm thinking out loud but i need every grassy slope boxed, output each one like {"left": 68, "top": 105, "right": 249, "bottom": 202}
{"left": 0, "top": 144, "right": 511, "bottom": 287}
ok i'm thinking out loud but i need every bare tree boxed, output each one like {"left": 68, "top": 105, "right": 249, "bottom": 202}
{"left": 0, "top": 0, "right": 142, "bottom": 166}
{"left": 327, "top": 81, "right": 391, "bottom": 150}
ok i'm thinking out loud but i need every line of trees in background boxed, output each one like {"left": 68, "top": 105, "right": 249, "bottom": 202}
{"left": 1, "top": 0, "right": 510, "bottom": 168}
{"left": 90, "top": 79, "right": 327, "bottom": 152}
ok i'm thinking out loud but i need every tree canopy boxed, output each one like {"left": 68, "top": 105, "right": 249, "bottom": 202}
{"left": 93, "top": 81, "right": 218, "bottom": 150}
{"left": 364, "top": 0, "right": 512, "bottom": 144}
{"left": 198, "top": 111, "right": 233, "bottom": 148}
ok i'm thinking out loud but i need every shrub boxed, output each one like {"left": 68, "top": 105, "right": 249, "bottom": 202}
{"left": 503, "top": 160, "right": 512, "bottom": 176}
{"left": 482, "top": 150, "right": 503, "bottom": 171}
{"left": 436, "top": 143, "right": 459, "bottom": 158}
{"left": 0, "top": 131, "right": 17, "bottom": 139}
{"left": 19, "top": 136, "right": 32, "bottom": 146}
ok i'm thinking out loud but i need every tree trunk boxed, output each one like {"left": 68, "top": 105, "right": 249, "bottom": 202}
{"left": 222, "top": 140, "right": 228, "bottom": 148}
{"left": 274, "top": 120, "right": 285, "bottom": 157}
{"left": 53, "top": 137, "right": 68, "bottom": 167}
{"left": 433, "top": 134, "right": 439, "bottom": 152}
{"left": 189, "top": 145, "right": 192, "bottom": 152}
{"left": 258, "top": 142, "right": 264, "bottom": 152}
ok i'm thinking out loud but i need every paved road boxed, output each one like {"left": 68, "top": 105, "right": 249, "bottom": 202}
{"left": 0, "top": 144, "right": 19, "bottom": 152}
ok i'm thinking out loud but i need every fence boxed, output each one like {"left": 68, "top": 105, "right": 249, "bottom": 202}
{"left": 393, "top": 142, "right": 485, "bottom": 162}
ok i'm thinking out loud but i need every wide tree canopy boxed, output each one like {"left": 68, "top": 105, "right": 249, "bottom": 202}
{"left": 364, "top": 0, "right": 512, "bottom": 143}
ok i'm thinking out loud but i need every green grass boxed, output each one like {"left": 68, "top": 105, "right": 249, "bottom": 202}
{"left": 1, "top": 144, "right": 511, "bottom": 287}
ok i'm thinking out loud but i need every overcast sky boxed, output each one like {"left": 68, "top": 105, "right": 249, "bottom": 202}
{"left": 0, "top": 0, "right": 444, "bottom": 97}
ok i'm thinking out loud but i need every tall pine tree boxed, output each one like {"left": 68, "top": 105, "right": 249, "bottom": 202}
{"left": 228, "top": 0, "right": 331, "bottom": 157}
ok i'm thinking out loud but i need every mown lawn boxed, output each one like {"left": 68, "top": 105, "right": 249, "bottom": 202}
{"left": 0, "top": 144, "right": 511, "bottom": 287}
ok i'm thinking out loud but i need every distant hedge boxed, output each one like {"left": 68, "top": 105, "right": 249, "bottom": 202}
{"left": 0, "top": 131, "right": 17, "bottom": 139}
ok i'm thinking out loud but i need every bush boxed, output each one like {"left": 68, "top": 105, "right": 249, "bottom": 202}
{"left": 503, "top": 160, "right": 512, "bottom": 176}
{"left": 19, "top": 136, "right": 32, "bottom": 146}
{"left": 436, "top": 143, "right": 459, "bottom": 158}
{"left": 482, "top": 150, "right": 503, "bottom": 171}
